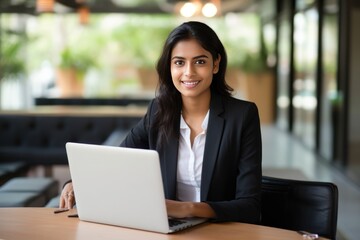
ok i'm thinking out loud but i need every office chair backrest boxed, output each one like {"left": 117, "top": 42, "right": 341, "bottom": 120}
{"left": 261, "top": 176, "right": 339, "bottom": 240}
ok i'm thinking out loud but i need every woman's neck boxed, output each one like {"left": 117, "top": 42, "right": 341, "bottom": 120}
{"left": 181, "top": 92, "right": 211, "bottom": 118}
{"left": 181, "top": 92, "right": 211, "bottom": 145}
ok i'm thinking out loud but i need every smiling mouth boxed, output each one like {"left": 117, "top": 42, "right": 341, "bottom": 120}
{"left": 181, "top": 81, "right": 200, "bottom": 86}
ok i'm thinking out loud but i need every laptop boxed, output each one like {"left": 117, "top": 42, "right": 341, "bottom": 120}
{"left": 65, "top": 142, "right": 207, "bottom": 233}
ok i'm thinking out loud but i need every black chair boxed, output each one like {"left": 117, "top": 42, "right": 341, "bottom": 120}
{"left": 261, "top": 176, "right": 339, "bottom": 240}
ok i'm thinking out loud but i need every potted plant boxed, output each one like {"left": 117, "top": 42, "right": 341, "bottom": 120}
{"left": 111, "top": 17, "right": 175, "bottom": 92}
{"left": 235, "top": 42, "right": 275, "bottom": 124}
{"left": 56, "top": 45, "right": 98, "bottom": 97}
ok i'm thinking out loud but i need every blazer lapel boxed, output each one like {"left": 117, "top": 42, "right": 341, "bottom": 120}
{"left": 201, "top": 93, "right": 224, "bottom": 200}
{"left": 162, "top": 136, "right": 179, "bottom": 199}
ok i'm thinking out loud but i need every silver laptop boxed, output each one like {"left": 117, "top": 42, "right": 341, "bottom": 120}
{"left": 65, "top": 142, "right": 207, "bottom": 233}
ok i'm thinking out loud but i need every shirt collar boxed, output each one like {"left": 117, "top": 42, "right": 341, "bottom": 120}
{"left": 180, "top": 110, "right": 210, "bottom": 132}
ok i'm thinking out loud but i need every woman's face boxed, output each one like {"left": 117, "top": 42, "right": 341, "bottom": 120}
{"left": 170, "top": 39, "right": 220, "bottom": 101}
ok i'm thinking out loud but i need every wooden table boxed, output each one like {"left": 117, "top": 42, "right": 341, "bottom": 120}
{"left": 0, "top": 208, "right": 328, "bottom": 240}
{"left": 0, "top": 105, "right": 147, "bottom": 117}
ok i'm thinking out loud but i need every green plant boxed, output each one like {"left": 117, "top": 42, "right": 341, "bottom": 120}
{"left": 58, "top": 45, "right": 98, "bottom": 79}
{"left": 111, "top": 15, "right": 175, "bottom": 69}
{"left": 330, "top": 92, "right": 342, "bottom": 108}
{"left": 0, "top": 30, "right": 27, "bottom": 81}
{"left": 240, "top": 52, "right": 269, "bottom": 73}
{"left": 240, "top": 22, "right": 271, "bottom": 74}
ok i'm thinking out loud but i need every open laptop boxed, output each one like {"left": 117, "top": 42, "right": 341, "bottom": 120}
{"left": 65, "top": 142, "right": 207, "bottom": 233}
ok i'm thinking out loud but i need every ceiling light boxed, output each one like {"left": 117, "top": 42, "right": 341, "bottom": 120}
{"left": 180, "top": 2, "right": 197, "bottom": 18}
{"left": 36, "top": 0, "right": 55, "bottom": 13}
{"left": 78, "top": 6, "right": 90, "bottom": 25}
{"left": 202, "top": 2, "right": 218, "bottom": 17}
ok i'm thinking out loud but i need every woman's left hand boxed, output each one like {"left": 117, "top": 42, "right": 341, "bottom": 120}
{"left": 166, "top": 199, "right": 216, "bottom": 219}
{"left": 166, "top": 199, "right": 192, "bottom": 218}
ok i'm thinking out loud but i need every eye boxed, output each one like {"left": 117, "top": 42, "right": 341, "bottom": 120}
{"left": 173, "top": 60, "right": 184, "bottom": 66}
{"left": 195, "top": 59, "right": 206, "bottom": 64}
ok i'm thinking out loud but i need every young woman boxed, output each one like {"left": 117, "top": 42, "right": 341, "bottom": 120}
{"left": 60, "top": 21, "right": 262, "bottom": 224}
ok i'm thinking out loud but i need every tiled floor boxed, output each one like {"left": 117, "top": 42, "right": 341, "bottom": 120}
{"left": 261, "top": 125, "right": 360, "bottom": 240}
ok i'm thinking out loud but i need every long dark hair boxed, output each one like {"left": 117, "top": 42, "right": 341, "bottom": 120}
{"left": 154, "top": 21, "right": 232, "bottom": 145}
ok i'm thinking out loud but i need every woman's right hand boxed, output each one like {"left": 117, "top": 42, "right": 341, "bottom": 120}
{"left": 59, "top": 182, "right": 75, "bottom": 209}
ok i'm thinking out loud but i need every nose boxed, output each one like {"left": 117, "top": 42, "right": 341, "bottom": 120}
{"left": 184, "top": 63, "right": 195, "bottom": 77}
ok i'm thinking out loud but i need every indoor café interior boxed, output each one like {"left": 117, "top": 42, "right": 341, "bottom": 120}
{"left": 1, "top": 0, "right": 360, "bottom": 239}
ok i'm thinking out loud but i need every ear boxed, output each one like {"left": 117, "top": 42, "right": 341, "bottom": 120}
{"left": 213, "top": 54, "right": 221, "bottom": 74}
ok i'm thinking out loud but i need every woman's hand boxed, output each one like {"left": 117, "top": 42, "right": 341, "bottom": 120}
{"left": 166, "top": 199, "right": 193, "bottom": 218}
{"left": 166, "top": 199, "right": 216, "bottom": 219}
{"left": 59, "top": 182, "right": 75, "bottom": 209}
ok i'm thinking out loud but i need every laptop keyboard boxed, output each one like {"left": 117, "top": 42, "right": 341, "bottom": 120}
{"left": 168, "top": 219, "right": 186, "bottom": 227}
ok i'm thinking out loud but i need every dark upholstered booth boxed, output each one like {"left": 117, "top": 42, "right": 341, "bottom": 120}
{"left": 0, "top": 162, "right": 29, "bottom": 185}
{"left": 0, "top": 177, "right": 59, "bottom": 207}
{"left": 0, "top": 115, "right": 141, "bottom": 166}
{"left": 261, "top": 176, "right": 339, "bottom": 240}
{"left": 0, "top": 104, "right": 145, "bottom": 207}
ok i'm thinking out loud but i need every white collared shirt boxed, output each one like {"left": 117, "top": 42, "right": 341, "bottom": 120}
{"left": 176, "top": 110, "right": 209, "bottom": 202}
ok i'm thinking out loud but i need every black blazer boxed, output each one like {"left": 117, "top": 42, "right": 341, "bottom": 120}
{"left": 120, "top": 92, "right": 262, "bottom": 223}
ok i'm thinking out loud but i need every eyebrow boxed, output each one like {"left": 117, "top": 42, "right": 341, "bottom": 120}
{"left": 171, "top": 55, "right": 209, "bottom": 61}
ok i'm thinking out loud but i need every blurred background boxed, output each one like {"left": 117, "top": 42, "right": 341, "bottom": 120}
{"left": 0, "top": 0, "right": 268, "bottom": 106}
